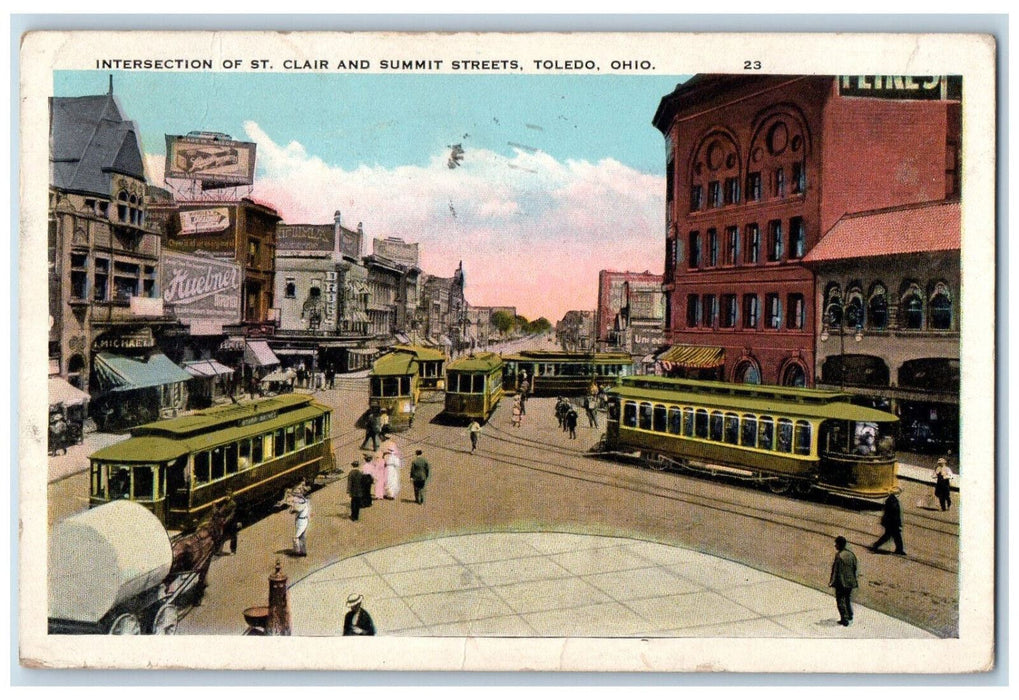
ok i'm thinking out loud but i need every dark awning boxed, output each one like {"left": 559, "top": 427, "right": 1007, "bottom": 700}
{"left": 94, "top": 352, "right": 192, "bottom": 392}
{"left": 657, "top": 344, "right": 725, "bottom": 370}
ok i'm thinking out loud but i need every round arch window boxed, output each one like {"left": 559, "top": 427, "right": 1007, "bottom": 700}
{"left": 781, "top": 362, "right": 807, "bottom": 387}
{"left": 734, "top": 361, "right": 761, "bottom": 385}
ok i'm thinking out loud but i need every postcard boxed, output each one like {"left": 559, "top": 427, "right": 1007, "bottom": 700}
{"left": 19, "top": 30, "right": 996, "bottom": 673}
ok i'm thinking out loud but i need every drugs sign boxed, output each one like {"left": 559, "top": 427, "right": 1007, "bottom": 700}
{"left": 165, "top": 134, "right": 256, "bottom": 188}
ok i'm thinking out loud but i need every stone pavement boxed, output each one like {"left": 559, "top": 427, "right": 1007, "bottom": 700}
{"left": 288, "top": 531, "right": 934, "bottom": 638}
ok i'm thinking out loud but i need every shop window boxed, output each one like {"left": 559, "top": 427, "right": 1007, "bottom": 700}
{"left": 745, "top": 224, "right": 760, "bottom": 264}
{"left": 789, "top": 217, "right": 806, "bottom": 259}
{"left": 746, "top": 172, "right": 762, "bottom": 201}
{"left": 742, "top": 294, "right": 759, "bottom": 329}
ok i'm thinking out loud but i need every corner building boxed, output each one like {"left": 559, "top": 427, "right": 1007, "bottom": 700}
{"left": 653, "top": 75, "right": 961, "bottom": 386}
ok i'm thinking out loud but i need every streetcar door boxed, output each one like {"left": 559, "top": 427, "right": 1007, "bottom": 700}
{"left": 165, "top": 456, "right": 189, "bottom": 511}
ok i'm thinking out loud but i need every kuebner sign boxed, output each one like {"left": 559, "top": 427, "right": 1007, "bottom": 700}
{"left": 162, "top": 252, "right": 242, "bottom": 325}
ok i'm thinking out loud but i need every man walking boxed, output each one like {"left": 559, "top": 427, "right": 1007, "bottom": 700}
{"left": 566, "top": 406, "right": 579, "bottom": 440}
{"left": 410, "top": 449, "right": 431, "bottom": 505}
{"left": 359, "top": 410, "right": 381, "bottom": 452}
{"left": 871, "top": 493, "right": 906, "bottom": 555}
{"left": 214, "top": 490, "right": 239, "bottom": 555}
{"left": 468, "top": 420, "right": 482, "bottom": 453}
{"left": 348, "top": 459, "right": 371, "bottom": 522}
{"left": 584, "top": 394, "right": 598, "bottom": 428}
{"left": 829, "top": 535, "right": 858, "bottom": 626}
{"left": 290, "top": 492, "right": 310, "bottom": 556}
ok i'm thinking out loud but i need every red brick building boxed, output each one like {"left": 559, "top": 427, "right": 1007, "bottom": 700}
{"left": 653, "top": 74, "right": 961, "bottom": 386}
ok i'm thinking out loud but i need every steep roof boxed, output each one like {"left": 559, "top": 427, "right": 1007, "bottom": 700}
{"left": 50, "top": 92, "right": 147, "bottom": 196}
{"left": 803, "top": 200, "right": 961, "bottom": 264}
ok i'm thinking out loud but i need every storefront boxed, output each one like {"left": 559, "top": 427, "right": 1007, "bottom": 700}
{"left": 655, "top": 344, "right": 725, "bottom": 380}
{"left": 90, "top": 351, "right": 192, "bottom": 431}
{"left": 182, "top": 358, "right": 236, "bottom": 408}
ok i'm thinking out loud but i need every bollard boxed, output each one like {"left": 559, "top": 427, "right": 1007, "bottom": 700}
{"left": 266, "top": 559, "right": 291, "bottom": 636}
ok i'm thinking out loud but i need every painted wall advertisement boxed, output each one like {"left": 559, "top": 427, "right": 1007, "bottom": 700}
{"left": 161, "top": 251, "right": 242, "bottom": 326}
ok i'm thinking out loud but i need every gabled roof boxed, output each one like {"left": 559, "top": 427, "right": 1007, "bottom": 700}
{"left": 50, "top": 93, "right": 147, "bottom": 196}
{"left": 803, "top": 200, "right": 961, "bottom": 264}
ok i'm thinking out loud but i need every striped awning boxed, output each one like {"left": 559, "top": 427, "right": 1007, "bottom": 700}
{"left": 182, "top": 359, "right": 235, "bottom": 378}
{"left": 657, "top": 344, "right": 725, "bottom": 370}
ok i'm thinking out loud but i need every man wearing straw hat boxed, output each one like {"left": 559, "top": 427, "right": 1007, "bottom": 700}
{"left": 934, "top": 457, "right": 954, "bottom": 511}
{"left": 343, "top": 594, "right": 375, "bottom": 636}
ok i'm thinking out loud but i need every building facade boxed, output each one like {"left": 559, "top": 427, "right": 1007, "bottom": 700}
{"left": 557, "top": 310, "right": 597, "bottom": 352}
{"left": 595, "top": 270, "right": 666, "bottom": 356}
{"left": 653, "top": 74, "right": 961, "bottom": 386}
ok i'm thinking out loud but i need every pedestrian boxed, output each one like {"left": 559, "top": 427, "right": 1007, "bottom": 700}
{"left": 519, "top": 389, "right": 527, "bottom": 416}
{"left": 871, "top": 493, "right": 906, "bottom": 555}
{"left": 366, "top": 449, "right": 387, "bottom": 500}
{"left": 566, "top": 406, "right": 578, "bottom": 439}
{"left": 347, "top": 460, "right": 367, "bottom": 521}
{"left": 468, "top": 420, "right": 482, "bottom": 453}
{"left": 359, "top": 410, "right": 381, "bottom": 451}
{"left": 48, "top": 412, "right": 69, "bottom": 456}
{"left": 379, "top": 409, "right": 390, "bottom": 435}
{"left": 584, "top": 395, "right": 598, "bottom": 428}
{"left": 555, "top": 398, "right": 567, "bottom": 430}
{"left": 511, "top": 398, "right": 522, "bottom": 428}
{"left": 829, "top": 535, "right": 858, "bottom": 626}
{"left": 290, "top": 492, "right": 310, "bottom": 556}
{"left": 360, "top": 456, "right": 376, "bottom": 510}
{"left": 384, "top": 446, "right": 402, "bottom": 500}
{"left": 934, "top": 457, "right": 954, "bottom": 511}
{"left": 343, "top": 593, "right": 376, "bottom": 636}
{"left": 325, "top": 365, "right": 335, "bottom": 389}
{"left": 214, "top": 490, "right": 239, "bottom": 555}
{"left": 410, "top": 449, "right": 430, "bottom": 505}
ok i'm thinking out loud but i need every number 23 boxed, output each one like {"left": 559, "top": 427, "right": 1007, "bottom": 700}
{"left": 744, "top": 60, "right": 761, "bottom": 70}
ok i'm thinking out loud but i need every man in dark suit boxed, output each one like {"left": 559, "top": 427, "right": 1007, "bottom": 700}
{"left": 347, "top": 460, "right": 368, "bottom": 521}
{"left": 871, "top": 493, "right": 906, "bottom": 555}
{"left": 410, "top": 449, "right": 431, "bottom": 505}
{"left": 829, "top": 535, "right": 858, "bottom": 626}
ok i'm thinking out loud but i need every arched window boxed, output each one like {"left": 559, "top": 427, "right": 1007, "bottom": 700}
{"left": 929, "top": 282, "right": 952, "bottom": 330}
{"left": 734, "top": 360, "right": 761, "bottom": 384}
{"left": 781, "top": 362, "right": 807, "bottom": 387}
{"left": 823, "top": 282, "right": 842, "bottom": 327}
{"left": 844, "top": 284, "right": 864, "bottom": 330}
{"left": 900, "top": 283, "right": 924, "bottom": 329}
{"left": 868, "top": 282, "right": 888, "bottom": 330}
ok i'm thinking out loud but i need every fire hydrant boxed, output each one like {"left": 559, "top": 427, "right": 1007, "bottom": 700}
{"left": 266, "top": 559, "right": 291, "bottom": 636}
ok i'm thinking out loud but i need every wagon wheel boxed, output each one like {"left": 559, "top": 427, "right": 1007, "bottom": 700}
{"left": 150, "top": 603, "right": 179, "bottom": 635}
{"left": 108, "top": 612, "right": 142, "bottom": 635}
{"left": 767, "top": 478, "right": 792, "bottom": 494}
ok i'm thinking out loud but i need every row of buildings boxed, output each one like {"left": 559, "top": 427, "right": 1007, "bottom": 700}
{"left": 47, "top": 87, "right": 514, "bottom": 430}
{"left": 567, "top": 74, "right": 962, "bottom": 450}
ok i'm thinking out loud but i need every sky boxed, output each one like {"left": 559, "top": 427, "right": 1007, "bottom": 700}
{"left": 55, "top": 71, "right": 691, "bottom": 320}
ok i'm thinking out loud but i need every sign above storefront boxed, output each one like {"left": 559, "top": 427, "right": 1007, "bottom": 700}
{"left": 93, "top": 327, "right": 155, "bottom": 351}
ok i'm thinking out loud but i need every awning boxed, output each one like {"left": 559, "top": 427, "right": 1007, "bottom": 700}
{"left": 182, "top": 359, "right": 235, "bottom": 378}
{"left": 94, "top": 352, "right": 193, "bottom": 392}
{"left": 395, "top": 333, "right": 411, "bottom": 344}
{"left": 349, "top": 348, "right": 378, "bottom": 356}
{"left": 244, "top": 340, "right": 280, "bottom": 368}
{"left": 49, "top": 377, "right": 90, "bottom": 407}
{"left": 656, "top": 344, "right": 725, "bottom": 370}
{"left": 261, "top": 368, "right": 294, "bottom": 383}
{"left": 273, "top": 348, "right": 317, "bottom": 356}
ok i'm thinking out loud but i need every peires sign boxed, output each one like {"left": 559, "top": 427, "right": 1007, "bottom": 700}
{"left": 162, "top": 252, "right": 242, "bottom": 325}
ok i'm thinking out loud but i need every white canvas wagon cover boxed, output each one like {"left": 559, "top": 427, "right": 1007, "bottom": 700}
{"left": 48, "top": 500, "right": 173, "bottom": 624}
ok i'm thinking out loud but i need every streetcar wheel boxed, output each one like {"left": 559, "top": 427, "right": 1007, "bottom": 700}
{"left": 108, "top": 613, "right": 142, "bottom": 635}
{"left": 150, "top": 603, "right": 179, "bottom": 635}
{"left": 793, "top": 481, "right": 814, "bottom": 496}
{"left": 767, "top": 479, "right": 792, "bottom": 494}
{"left": 641, "top": 452, "right": 668, "bottom": 471}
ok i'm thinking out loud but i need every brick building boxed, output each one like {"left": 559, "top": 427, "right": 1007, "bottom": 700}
{"left": 595, "top": 270, "right": 665, "bottom": 356}
{"left": 653, "top": 74, "right": 961, "bottom": 386}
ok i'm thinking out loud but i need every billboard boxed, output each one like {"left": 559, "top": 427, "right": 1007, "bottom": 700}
{"left": 179, "top": 207, "right": 231, "bottom": 235}
{"left": 164, "top": 133, "right": 257, "bottom": 188}
{"left": 162, "top": 251, "right": 242, "bottom": 327}
{"left": 277, "top": 224, "right": 334, "bottom": 252}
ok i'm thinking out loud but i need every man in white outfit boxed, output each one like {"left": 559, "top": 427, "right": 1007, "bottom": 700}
{"left": 291, "top": 494, "right": 310, "bottom": 556}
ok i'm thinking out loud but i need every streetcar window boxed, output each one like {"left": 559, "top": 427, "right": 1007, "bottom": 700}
{"left": 324, "top": 413, "right": 331, "bottom": 439}
{"left": 305, "top": 421, "right": 316, "bottom": 446}
{"left": 623, "top": 402, "right": 637, "bottom": 427}
{"left": 639, "top": 402, "right": 653, "bottom": 430}
{"left": 758, "top": 418, "right": 774, "bottom": 450}
{"left": 133, "top": 466, "right": 154, "bottom": 500}
{"left": 258, "top": 433, "right": 270, "bottom": 461}
{"left": 853, "top": 422, "right": 878, "bottom": 455}
{"left": 607, "top": 398, "right": 619, "bottom": 421}
{"left": 296, "top": 422, "right": 307, "bottom": 449}
{"left": 794, "top": 420, "right": 812, "bottom": 455}
{"left": 286, "top": 426, "right": 297, "bottom": 453}
{"left": 211, "top": 446, "right": 226, "bottom": 480}
{"left": 777, "top": 419, "right": 794, "bottom": 453}
{"left": 194, "top": 451, "right": 210, "bottom": 484}
{"left": 724, "top": 413, "right": 740, "bottom": 444}
{"left": 683, "top": 408, "right": 695, "bottom": 436}
{"left": 274, "top": 429, "right": 285, "bottom": 456}
{"left": 710, "top": 411, "right": 724, "bottom": 441}
{"left": 401, "top": 376, "right": 411, "bottom": 395}
{"left": 225, "top": 442, "right": 239, "bottom": 473}
{"left": 473, "top": 374, "right": 485, "bottom": 393}
{"left": 91, "top": 463, "right": 103, "bottom": 497}
{"left": 239, "top": 438, "right": 251, "bottom": 469}
{"left": 653, "top": 404, "right": 667, "bottom": 433}
{"left": 695, "top": 409, "right": 709, "bottom": 438}
{"left": 740, "top": 415, "right": 757, "bottom": 447}
{"left": 109, "top": 466, "right": 131, "bottom": 499}
{"left": 668, "top": 407, "right": 682, "bottom": 435}
{"left": 370, "top": 377, "right": 382, "bottom": 396}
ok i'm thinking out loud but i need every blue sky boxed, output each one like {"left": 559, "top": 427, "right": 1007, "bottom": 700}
{"left": 54, "top": 70, "right": 691, "bottom": 319}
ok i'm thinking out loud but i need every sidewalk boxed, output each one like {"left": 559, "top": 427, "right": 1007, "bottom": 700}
{"left": 47, "top": 430, "right": 128, "bottom": 483}
{"left": 897, "top": 460, "right": 960, "bottom": 490}
{"left": 288, "top": 532, "right": 934, "bottom": 638}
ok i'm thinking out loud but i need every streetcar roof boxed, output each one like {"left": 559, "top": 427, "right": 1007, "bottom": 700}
{"left": 447, "top": 352, "right": 503, "bottom": 372}
{"left": 90, "top": 405, "right": 328, "bottom": 462}
{"left": 371, "top": 351, "right": 420, "bottom": 376}
{"left": 391, "top": 345, "right": 447, "bottom": 362}
{"left": 502, "top": 350, "right": 632, "bottom": 362}
{"left": 608, "top": 382, "right": 898, "bottom": 422}
{"left": 129, "top": 393, "right": 317, "bottom": 437}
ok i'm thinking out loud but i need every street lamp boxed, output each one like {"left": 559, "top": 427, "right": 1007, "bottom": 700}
{"left": 819, "top": 297, "right": 863, "bottom": 390}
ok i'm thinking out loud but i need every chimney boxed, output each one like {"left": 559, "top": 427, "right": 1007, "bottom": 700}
{"left": 357, "top": 222, "right": 364, "bottom": 258}
{"left": 333, "top": 210, "right": 342, "bottom": 258}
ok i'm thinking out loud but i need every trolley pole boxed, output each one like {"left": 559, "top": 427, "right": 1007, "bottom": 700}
{"left": 266, "top": 559, "right": 291, "bottom": 636}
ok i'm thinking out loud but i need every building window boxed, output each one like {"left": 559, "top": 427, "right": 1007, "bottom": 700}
{"left": 702, "top": 295, "right": 718, "bottom": 328}
{"left": 285, "top": 279, "right": 297, "bottom": 298}
{"left": 930, "top": 282, "right": 953, "bottom": 330}
{"left": 725, "top": 226, "right": 739, "bottom": 265}
{"left": 868, "top": 283, "right": 889, "bottom": 330}
{"left": 686, "top": 294, "right": 701, "bottom": 327}
{"left": 773, "top": 168, "right": 786, "bottom": 198}
{"left": 765, "top": 293, "right": 782, "bottom": 329}
{"left": 745, "top": 224, "right": 760, "bottom": 264}
{"left": 248, "top": 238, "right": 261, "bottom": 267}
{"left": 690, "top": 185, "right": 703, "bottom": 212}
{"left": 824, "top": 283, "right": 843, "bottom": 327}
{"left": 782, "top": 363, "right": 807, "bottom": 387}
{"left": 792, "top": 162, "right": 806, "bottom": 194}
{"left": 742, "top": 294, "right": 759, "bottom": 329}
{"left": 689, "top": 231, "right": 701, "bottom": 269}
{"left": 746, "top": 172, "right": 762, "bottom": 201}
{"left": 666, "top": 157, "right": 675, "bottom": 206}
{"left": 724, "top": 177, "right": 740, "bottom": 205}
{"left": 767, "top": 220, "right": 783, "bottom": 262}
{"left": 901, "top": 285, "right": 924, "bottom": 329}
{"left": 113, "top": 261, "right": 140, "bottom": 301}
{"left": 721, "top": 294, "right": 738, "bottom": 328}
{"left": 707, "top": 229, "right": 719, "bottom": 267}
{"left": 845, "top": 287, "right": 865, "bottom": 330}
{"left": 786, "top": 293, "right": 805, "bottom": 330}
{"left": 708, "top": 181, "right": 722, "bottom": 208}
{"left": 70, "top": 253, "right": 88, "bottom": 300}
{"left": 789, "top": 217, "right": 806, "bottom": 259}
{"left": 946, "top": 140, "right": 960, "bottom": 198}
{"left": 94, "top": 257, "right": 109, "bottom": 302}
{"left": 143, "top": 265, "right": 157, "bottom": 298}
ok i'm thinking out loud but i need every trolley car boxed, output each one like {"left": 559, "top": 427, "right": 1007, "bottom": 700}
{"left": 443, "top": 352, "right": 505, "bottom": 422}
{"left": 88, "top": 394, "right": 333, "bottom": 530}
{"left": 368, "top": 350, "right": 421, "bottom": 430}
{"left": 602, "top": 376, "right": 899, "bottom": 498}
{"left": 502, "top": 350, "right": 633, "bottom": 395}
{"left": 391, "top": 344, "right": 447, "bottom": 391}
